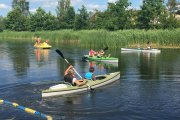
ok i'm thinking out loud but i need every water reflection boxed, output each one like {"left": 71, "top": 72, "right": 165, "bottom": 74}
{"left": 7, "top": 42, "right": 30, "bottom": 77}
{"left": 120, "top": 52, "right": 161, "bottom": 80}
{"left": 86, "top": 61, "right": 119, "bottom": 75}
{"left": 139, "top": 52, "right": 160, "bottom": 79}
{"left": 34, "top": 49, "right": 50, "bottom": 62}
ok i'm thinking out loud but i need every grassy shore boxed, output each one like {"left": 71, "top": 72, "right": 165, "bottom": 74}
{"left": 0, "top": 29, "right": 179, "bottom": 48}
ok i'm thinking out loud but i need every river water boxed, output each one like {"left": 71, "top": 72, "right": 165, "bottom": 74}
{"left": 0, "top": 40, "right": 180, "bottom": 120}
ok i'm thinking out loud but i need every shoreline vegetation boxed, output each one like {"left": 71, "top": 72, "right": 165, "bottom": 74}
{"left": 0, "top": 29, "right": 180, "bottom": 48}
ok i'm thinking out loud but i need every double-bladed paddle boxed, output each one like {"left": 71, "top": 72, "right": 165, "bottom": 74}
{"left": 56, "top": 49, "right": 94, "bottom": 91}
{"left": 56, "top": 49, "right": 82, "bottom": 79}
{"left": 103, "top": 46, "right": 108, "bottom": 51}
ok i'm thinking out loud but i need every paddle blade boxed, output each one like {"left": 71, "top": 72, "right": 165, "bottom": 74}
{"left": 103, "top": 46, "right": 108, "bottom": 51}
{"left": 56, "top": 49, "right": 64, "bottom": 59}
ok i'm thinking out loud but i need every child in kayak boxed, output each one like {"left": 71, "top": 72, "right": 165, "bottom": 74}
{"left": 85, "top": 67, "right": 96, "bottom": 80}
{"left": 64, "top": 65, "right": 86, "bottom": 86}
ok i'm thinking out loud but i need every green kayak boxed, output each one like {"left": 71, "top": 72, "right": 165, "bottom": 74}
{"left": 42, "top": 72, "right": 120, "bottom": 97}
{"left": 82, "top": 55, "right": 118, "bottom": 63}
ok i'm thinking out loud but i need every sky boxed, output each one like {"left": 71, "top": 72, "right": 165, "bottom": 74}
{"left": 0, "top": 0, "right": 145, "bottom": 17}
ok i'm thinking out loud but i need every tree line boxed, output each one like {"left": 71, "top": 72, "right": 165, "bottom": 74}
{"left": 0, "top": 0, "right": 180, "bottom": 32}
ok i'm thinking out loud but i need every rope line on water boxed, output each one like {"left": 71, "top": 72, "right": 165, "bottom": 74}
{"left": 0, "top": 99, "right": 52, "bottom": 120}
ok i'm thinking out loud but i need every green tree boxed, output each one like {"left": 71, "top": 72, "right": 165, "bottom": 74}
{"left": 74, "top": 5, "right": 89, "bottom": 30}
{"left": 56, "top": 0, "right": 72, "bottom": 29}
{"left": 43, "top": 12, "right": 58, "bottom": 30}
{"left": 177, "top": 9, "right": 180, "bottom": 14}
{"left": 159, "top": 12, "right": 180, "bottom": 29}
{"left": 104, "top": 0, "right": 131, "bottom": 30}
{"left": 89, "top": 10, "right": 108, "bottom": 29}
{"left": 138, "top": 0, "right": 166, "bottom": 29}
{"left": 167, "top": 0, "right": 177, "bottom": 12}
{"left": 128, "top": 9, "right": 139, "bottom": 29}
{"left": 5, "top": 8, "right": 27, "bottom": 31}
{"left": 12, "top": 0, "right": 30, "bottom": 16}
{"left": 56, "top": 0, "right": 70, "bottom": 17}
{"left": 30, "top": 8, "right": 46, "bottom": 31}
{"left": 65, "top": 6, "right": 75, "bottom": 29}
{"left": 30, "top": 8, "right": 57, "bottom": 31}
{"left": 0, "top": 16, "right": 5, "bottom": 32}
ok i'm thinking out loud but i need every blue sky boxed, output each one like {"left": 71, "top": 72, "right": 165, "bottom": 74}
{"left": 0, "top": 0, "right": 149, "bottom": 17}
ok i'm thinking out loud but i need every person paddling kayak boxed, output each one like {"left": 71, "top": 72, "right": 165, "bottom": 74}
{"left": 146, "top": 41, "right": 152, "bottom": 49}
{"left": 89, "top": 49, "right": 97, "bottom": 57}
{"left": 64, "top": 65, "right": 86, "bottom": 86}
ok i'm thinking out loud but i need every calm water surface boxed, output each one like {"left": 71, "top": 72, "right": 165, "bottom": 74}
{"left": 0, "top": 40, "right": 180, "bottom": 120}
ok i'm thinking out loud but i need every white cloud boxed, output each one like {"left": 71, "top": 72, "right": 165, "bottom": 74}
{"left": 42, "top": 1, "right": 58, "bottom": 8}
{"left": 71, "top": 0, "right": 83, "bottom": 6}
{"left": 27, "top": 0, "right": 57, "bottom": 7}
{"left": 29, "top": 8, "right": 37, "bottom": 13}
{"left": 128, "top": 6, "right": 140, "bottom": 10}
{"left": 0, "top": 3, "right": 10, "bottom": 9}
{"left": 108, "top": 0, "right": 117, "bottom": 3}
{"left": 86, "top": 4, "right": 106, "bottom": 11}
{"left": 28, "top": 0, "right": 50, "bottom": 2}
{"left": 28, "top": 0, "right": 81, "bottom": 5}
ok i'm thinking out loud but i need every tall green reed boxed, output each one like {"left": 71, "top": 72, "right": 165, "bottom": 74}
{"left": 0, "top": 29, "right": 179, "bottom": 48}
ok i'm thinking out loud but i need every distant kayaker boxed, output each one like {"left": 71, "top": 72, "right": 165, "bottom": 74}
{"left": 85, "top": 67, "right": 96, "bottom": 81}
{"left": 42, "top": 39, "right": 49, "bottom": 46}
{"left": 96, "top": 49, "right": 105, "bottom": 58}
{"left": 147, "top": 41, "right": 151, "bottom": 49}
{"left": 99, "top": 49, "right": 105, "bottom": 56}
{"left": 45, "top": 39, "right": 49, "bottom": 44}
{"left": 89, "top": 49, "right": 96, "bottom": 57}
{"left": 64, "top": 65, "right": 86, "bottom": 86}
{"left": 36, "top": 36, "right": 41, "bottom": 45}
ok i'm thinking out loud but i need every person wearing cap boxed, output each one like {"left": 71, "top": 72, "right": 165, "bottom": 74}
{"left": 85, "top": 67, "right": 96, "bottom": 80}
{"left": 64, "top": 65, "right": 86, "bottom": 86}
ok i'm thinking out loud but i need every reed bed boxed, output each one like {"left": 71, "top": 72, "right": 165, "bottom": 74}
{"left": 0, "top": 29, "right": 179, "bottom": 48}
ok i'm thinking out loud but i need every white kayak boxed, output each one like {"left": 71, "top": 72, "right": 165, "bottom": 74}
{"left": 42, "top": 72, "right": 120, "bottom": 98}
{"left": 121, "top": 48, "right": 161, "bottom": 53}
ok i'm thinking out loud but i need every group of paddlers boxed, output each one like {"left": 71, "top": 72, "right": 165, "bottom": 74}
{"left": 64, "top": 49, "right": 110, "bottom": 87}
{"left": 64, "top": 65, "right": 96, "bottom": 86}
{"left": 89, "top": 49, "right": 110, "bottom": 57}
{"left": 34, "top": 36, "right": 49, "bottom": 46}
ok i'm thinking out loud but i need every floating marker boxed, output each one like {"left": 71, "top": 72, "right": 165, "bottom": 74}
{"left": 0, "top": 99, "right": 52, "bottom": 120}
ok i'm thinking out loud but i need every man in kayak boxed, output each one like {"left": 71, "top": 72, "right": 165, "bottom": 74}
{"left": 146, "top": 41, "right": 152, "bottom": 49}
{"left": 64, "top": 65, "right": 86, "bottom": 86}
{"left": 85, "top": 67, "right": 96, "bottom": 80}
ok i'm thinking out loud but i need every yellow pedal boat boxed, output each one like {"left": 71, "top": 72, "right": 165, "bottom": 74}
{"left": 34, "top": 42, "right": 52, "bottom": 49}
